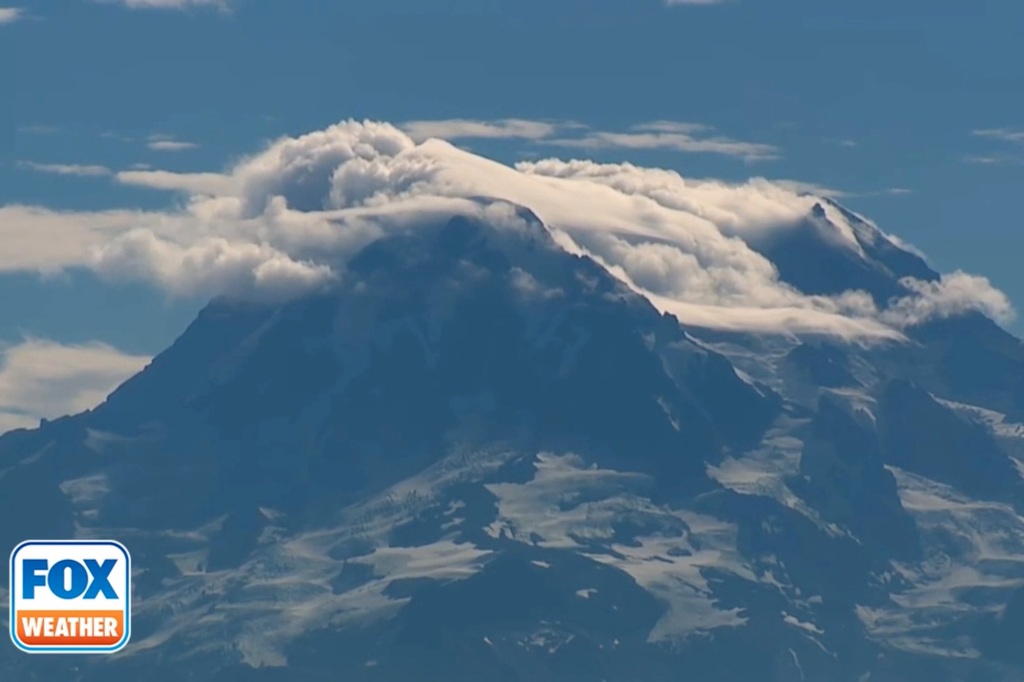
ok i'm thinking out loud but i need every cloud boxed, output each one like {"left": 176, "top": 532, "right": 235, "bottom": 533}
{"left": 730, "top": 181, "right": 909, "bottom": 200}
{"left": 401, "top": 119, "right": 564, "bottom": 142}
{"left": 969, "top": 129, "right": 1024, "bottom": 165}
{"left": 18, "top": 125, "right": 58, "bottom": 135}
{"left": 19, "top": 161, "right": 112, "bottom": 177}
{"left": 148, "top": 140, "right": 199, "bottom": 152}
{"left": 93, "top": 230, "right": 335, "bottom": 300}
{"left": 632, "top": 121, "right": 713, "bottom": 134}
{"left": 117, "top": 170, "right": 237, "bottom": 194}
{"left": 101, "top": 131, "right": 137, "bottom": 143}
{"left": 666, "top": 0, "right": 729, "bottom": 5}
{"left": 0, "top": 7, "right": 22, "bottom": 23}
{"left": 0, "top": 119, "right": 1011, "bottom": 340}
{"left": 401, "top": 118, "right": 778, "bottom": 162}
{"left": 105, "top": 0, "right": 229, "bottom": 9}
{"left": 772, "top": 180, "right": 849, "bottom": 199}
{"left": 147, "top": 134, "right": 199, "bottom": 152}
{"left": 0, "top": 205, "right": 135, "bottom": 273}
{"left": 973, "top": 128, "right": 1024, "bottom": 145}
{"left": 964, "top": 154, "right": 1019, "bottom": 166}
{"left": 545, "top": 128, "right": 780, "bottom": 162}
{"left": 0, "top": 202, "right": 339, "bottom": 301}
{"left": 644, "top": 295, "right": 901, "bottom": 340}
{"left": 512, "top": 158, "right": 827, "bottom": 237}
{"left": 882, "top": 271, "right": 1015, "bottom": 328}
{"left": 0, "top": 339, "right": 151, "bottom": 435}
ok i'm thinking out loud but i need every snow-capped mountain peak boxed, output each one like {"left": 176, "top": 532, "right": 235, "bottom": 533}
{"left": 4, "top": 122, "right": 1024, "bottom": 682}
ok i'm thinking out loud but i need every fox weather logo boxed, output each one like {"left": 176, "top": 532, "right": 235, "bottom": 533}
{"left": 9, "top": 540, "right": 131, "bottom": 654}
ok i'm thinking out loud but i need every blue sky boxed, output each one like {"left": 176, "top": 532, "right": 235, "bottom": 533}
{"left": 1, "top": 0, "right": 1023, "bottom": 429}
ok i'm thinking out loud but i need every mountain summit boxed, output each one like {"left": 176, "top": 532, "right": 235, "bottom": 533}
{"left": 3, "top": 123, "right": 1024, "bottom": 681}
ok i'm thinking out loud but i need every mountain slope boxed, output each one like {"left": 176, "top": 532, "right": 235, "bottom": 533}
{"left": 2, "top": 198, "right": 1024, "bottom": 681}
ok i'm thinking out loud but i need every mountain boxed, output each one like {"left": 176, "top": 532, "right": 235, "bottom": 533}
{"left": 3, "top": 199, "right": 1024, "bottom": 682}
{"left": 739, "top": 201, "right": 938, "bottom": 305}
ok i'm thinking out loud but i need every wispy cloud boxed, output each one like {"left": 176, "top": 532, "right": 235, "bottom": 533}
{"left": 402, "top": 118, "right": 565, "bottom": 142}
{"left": 882, "top": 271, "right": 1015, "bottom": 328}
{"left": 0, "top": 7, "right": 23, "bottom": 24}
{"left": 17, "top": 124, "right": 60, "bottom": 135}
{"left": 149, "top": 140, "right": 199, "bottom": 151}
{"left": 0, "top": 119, "right": 1005, "bottom": 340}
{"left": 401, "top": 118, "right": 777, "bottom": 161}
{"left": 101, "top": 130, "right": 137, "bottom": 143}
{"left": 0, "top": 205, "right": 138, "bottom": 273}
{"left": 772, "top": 180, "right": 849, "bottom": 199}
{"left": 965, "top": 155, "right": 1005, "bottom": 165}
{"left": 547, "top": 127, "right": 780, "bottom": 162}
{"left": 772, "top": 181, "right": 911, "bottom": 199}
{"left": 0, "top": 338, "right": 151, "bottom": 435}
{"left": 629, "top": 121, "right": 712, "bottom": 134}
{"left": 19, "top": 161, "right": 112, "bottom": 177}
{"left": 973, "top": 128, "right": 1024, "bottom": 145}
{"left": 117, "top": 169, "right": 237, "bottom": 194}
{"left": 963, "top": 154, "right": 1022, "bottom": 166}
{"left": 104, "top": 0, "right": 230, "bottom": 9}
{"left": 147, "top": 134, "right": 199, "bottom": 152}
{"left": 966, "top": 129, "right": 1024, "bottom": 165}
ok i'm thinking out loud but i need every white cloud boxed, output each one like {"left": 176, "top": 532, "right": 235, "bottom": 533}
{"left": 0, "top": 205, "right": 133, "bottom": 273}
{"left": 545, "top": 129, "right": 779, "bottom": 162}
{"left": 0, "top": 339, "right": 151, "bottom": 435}
{"left": 17, "top": 124, "right": 59, "bottom": 135}
{"left": 401, "top": 119, "right": 563, "bottom": 142}
{"left": 19, "top": 161, "right": 112, "bottom": 177}
{"left": 0, "top": 7, "right": 22, "bottom": 23}
{"left": 632, "top": 121, "right": 712, "bottom": 134}
{"left": 0, "top": 200, "right": 347, "bottom": 298}
{"left": 0, "top": 119, "right": 1012, "bottom": 339}
{"left": 969, "top": 129, "right": 1024, "bottom": 165}
{"left": 772, "top": 180, "right": 849, "bottom": 199}
{"left": 117, "top": 170, "right": 237, "bottom": 194}
{"left": 646, "top": 295, "right": 901, "bottom": 340}
{"left": 513, "top": 159, "right": 824, "bottom": 238}
{"left": 710, "top": 180, "right": 910, "bottom": 201}
{"left": 148, "top": 138, "right": 199, "bottom": 152}
{"left": 882, "top": 271, "right": 1015, "bottom": 328}
{"left": 106, "top": 0, "right": 229, "bottom": 9}
{"left": 401, "top": 118, "right": 777, "bottom": 162}
{"left": 93, "top": 230, "right": 336, "bottom": 301}
{"left": 973, "top": 128, "right": 1024, "bottom": 145}
{"left": 964, "top": 154, "right": 1019, "bottom": 166}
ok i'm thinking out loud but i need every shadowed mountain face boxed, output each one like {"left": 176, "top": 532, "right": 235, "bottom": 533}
{"left": 49, "top": 216, "right": 771, "bottom": 529}
{"left": 739, "top": 202, "right": 939, "bottom": 306}
{"left": 3, "top": 209, "right": 1024, "bottom": 681}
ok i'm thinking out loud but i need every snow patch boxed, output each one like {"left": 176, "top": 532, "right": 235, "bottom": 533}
{"left": 485, "top": 452, "right": 756, "bottom": 640}
{"left": 857, "top": 467, "right": 1024, "bottom": 658}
